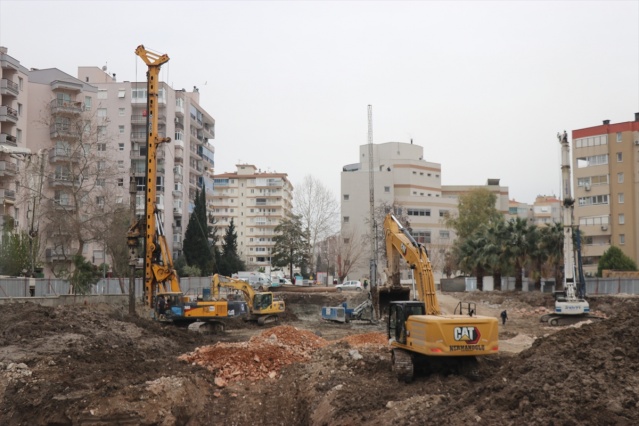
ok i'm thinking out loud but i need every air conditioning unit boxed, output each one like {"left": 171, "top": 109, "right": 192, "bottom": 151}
{"left": 585, "top": 185, "right": 591, "bottom": 191}
{"left": 601, "top": 225, "right": 608, "bottom": 231}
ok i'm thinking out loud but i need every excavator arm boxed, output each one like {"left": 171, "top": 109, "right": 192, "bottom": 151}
{"left": 384, "top": 213, "right": 440, "bottom": 315}
{"left": 212, "top": 274, "right": 257, "bottom": 311}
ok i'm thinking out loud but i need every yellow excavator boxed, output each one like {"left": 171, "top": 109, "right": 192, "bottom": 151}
{"left": 126, "top": 45, "right": 247, "bottom": 332}
{"left": 211, "top": 274, "right": 285, "bottom": 325}
{"left": 383, "top": 213, "right": 499, "bottom": 382}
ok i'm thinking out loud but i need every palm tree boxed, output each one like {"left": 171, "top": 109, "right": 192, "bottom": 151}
{"left": 539, "top": 222, "right": 564, "bottom": 290}
{"left": 455, "top": 230, "right": 489, "bottom": 291}
{"left": 482, "top": 220, "right": 510, "bottom": 291}
{"left": 505, "top": 218, "right": 536, "bottom": 291}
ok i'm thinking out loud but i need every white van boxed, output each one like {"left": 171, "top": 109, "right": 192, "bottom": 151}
{"left": 232, "top": 271, "right": 272, "bottom": 289}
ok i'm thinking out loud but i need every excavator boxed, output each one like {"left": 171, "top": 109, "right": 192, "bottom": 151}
{"left": 383, "top": 213, "right": 499, "bottom": 382}
{"left": 126, "top": 45, "right": 247, "bottom": 333}
{"left": 540, "top": 132, "right": 601, "bottom": 326}
{"left": 211, "top": 274, "right": 285, "bottom": 325}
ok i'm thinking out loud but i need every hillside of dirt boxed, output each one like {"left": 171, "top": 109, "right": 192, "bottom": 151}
{"left": 1, "top": 291, "right": 637, "bottom": 425}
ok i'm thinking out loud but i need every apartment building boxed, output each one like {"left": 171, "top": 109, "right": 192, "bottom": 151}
{"left": 0, "top": 46, "right": 217, "bottom": 277}
{"left": 77, "top": 67, "right": 216, "bottom": 261}
{"left": 572, "top": 114, "right": 639, "bottom": 276}
{"left": 0, "top": 47, "right": 30, "bottom": 236}
{"left": 211, "top": 164, "right": 293, "bottom": 270}
{"left": 341, "top": 141, "right": 509, "bottom": 283}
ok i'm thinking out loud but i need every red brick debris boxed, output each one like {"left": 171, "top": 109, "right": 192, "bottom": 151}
{"left": 178, "top": 326, "right": 387, "bottom": 386}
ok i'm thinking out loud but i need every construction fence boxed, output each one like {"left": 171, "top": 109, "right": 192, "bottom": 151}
{"left": 0, "top": 276, "right": 213, "bottom": 299}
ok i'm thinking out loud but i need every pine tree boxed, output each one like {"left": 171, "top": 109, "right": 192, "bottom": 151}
{"left": 219, "top": 218, "right": 245, "bottom": 275}
{"left": 272, "top": 214, "right": 311, "bottom": 279}
{"left": 183, "top": 187, "right": 213, "bottom": 275}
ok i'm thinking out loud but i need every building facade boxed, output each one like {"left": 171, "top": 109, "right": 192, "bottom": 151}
{"left": 572, "top": 114, "right": 639, "bottom": 276}
{"left": 0, "top": 47, "right": 30, "bottom": 237}
{"left": 341, "top": 141, "right": 510, "bottom": 284}
{"left": 211, "top": 164, "right": 293, "bottom": 270}
{"left": 0, "top": 46, "right": 217, "bottom": 277}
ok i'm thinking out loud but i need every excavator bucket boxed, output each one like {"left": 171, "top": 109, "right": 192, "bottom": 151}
{"left": 376, "top": 286, "right": 411, "bottom": 318}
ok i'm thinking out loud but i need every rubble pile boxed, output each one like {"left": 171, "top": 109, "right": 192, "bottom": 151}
{"left": 178, "top": 325, "right": 328, "bottom": 384}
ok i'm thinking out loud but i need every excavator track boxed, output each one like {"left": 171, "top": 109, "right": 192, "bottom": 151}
{"left": 392, "top": 348, "right": 414, "bottom": 383}
{"left": 541, "top": 314, "right": 605, "bottom": 327}
{"left": 257, "top": 315, "right": 279, "bottom": 326}
{"left": 187, "top": 321, "right": 225, "bottom": 334}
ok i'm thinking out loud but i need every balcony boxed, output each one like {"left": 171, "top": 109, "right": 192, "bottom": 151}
{"left": 50, "top": 123, "right": 81, "bottom": 140}
{"left": 0, "top": 105, "right": 18, "bottom": 123}
{"left": 173, "top": 226, "right": 182, "bottom": 234}
{"left": 0, "top": 189, "right": 16, "bottom": 204}
{"left": 131, "top": 132, "right": 146, "bottom": 143}
{"left": 173, "top": 207, "right": 183, "bottom": 216}
{"left": 50, "top": 199, "right": 76, "bottom": 210}
{"left": 45, "top": 246, "right": 80, "bottom": 262}
{"left": 131, "top": 115, "right": 147, "bottom": 125}
{"left": 0, "top": 160, "right": 18, "bottom": 176}
{"left": 49, "top": 148, "right": 80, "bottom": 163}
{"left": 0, "top": 79, "right": 19, "bottom": 97}
{"left": 173, "top": 241, "right": 183, "bottom": 250}
{"left": 50, "top": 99, "right": 83, "bottom": 115}
{"left": 48, "top": 175, "right": 82, "bottom": 187}
{"left": 203, "top": 124, "right": 215, "bottom": 139}
{"left": 0, "top": 133, "right": 17, "bottom": 146}
{"left": 130, "top": 148, "right": 147, "bottom": 159}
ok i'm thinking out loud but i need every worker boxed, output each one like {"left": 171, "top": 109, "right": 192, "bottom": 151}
{"left": 363, "top": 279, "right": 369, "bottom": 290}
{"left": 500, "top": 310, "right": 508, "bottom": 325}
{"left": 158, "top": 296, "right": 166, "bottom": 316}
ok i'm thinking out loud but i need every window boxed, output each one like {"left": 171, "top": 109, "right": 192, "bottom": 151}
{"left": 119, "top": 125, "right": 125, "bottom": 134}
{"left": 118, "top": 178, "right": 124, "bottom": 187}
{"left": 97, "top": 143, "right": 106, "bottom": 152}
{"left": 616, "top": 132, "right": 622, "bottom": 142}
{"left": 18, "top": 77, "right": 23, "bottom": 90}
{"left": 577, "top": 154, "right": 608, "bottom": 168}
{"left": 17, "top": 103, "right": 22, "bottom": 116}
{"left": 412, "top": 231, "right": 431, "bottom": 244}
{"left": 618, "top": 173, "right": 624, "bottom": 184}
{"left": 118, "top": 89, "right": 126, "bottom": 98}
{"left": 384, "top": 186, "right": 390, "bottom": 193}
{"left": 96, "top": 196, "right": 105, "bottom": 208}
{"left": 619, "top": 214, "right": 625, "bottom": 225}
{"left": 97, "top": 89, "right": 107, "bottom": 99}
{"left": 578, "top": 194, "right": 609, "bottom": 206}
{"left": 16, "top": 129, "right": 22, "bottom": 143}
{"left": 407, "top": 208, "right": 431, "bottom": 217}
{"left": 343, "top": 238, "right": 350, "bottom": 244}
{"left": 97, "top": 108, "right": 107, "bottom": 118}
{"left": 97, "top": 126, "right": 107, "bottom": 137}
{"left": 620, "top": 234, "right": 625, "bottom": 245}
{"left": 97, "top": 161, "right": 105, "bottom": 170}
{"left": 118, "top": 108, "right": 125, "bottom": 116}
{"left": 617, "top": 152, "right": 623, "bottom": 162}
{"left": 118, "top": 143, "right": 124, "bottom": 151}
{"left": 439, "top": 210, "right": 449, "bottom": 218}
{"left": 439, "top": 230, "right": 450, "bottom": 239}
{"left": 96, "top": 178, "right": 105, "bottom": 187}
{"left": 343, "top": 194, "right": 349, "bottom": 201}
{"left": 343, "top": 216, "right": 349, "bottom": 223}
{"left": 618, "top": 193, "right": 624, "bottom": 204}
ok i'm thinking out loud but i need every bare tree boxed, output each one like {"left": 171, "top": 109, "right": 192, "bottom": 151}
{"left": 293, "top": 175, "right": 339, "bottom": 274}
{"left": 335, "top": 226, "right": 367, "bottom": 282}
{"left": 18, "top": 101, "right": 126, "bottom": 278}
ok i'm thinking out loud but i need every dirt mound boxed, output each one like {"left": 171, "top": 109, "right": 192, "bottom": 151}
{"left": 1, "top": 293, "right": 638, "bottom": 425}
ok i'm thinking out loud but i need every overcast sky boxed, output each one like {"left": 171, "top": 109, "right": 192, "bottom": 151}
{"left": 1, "top": 1, "right": 638, "bottom": 204}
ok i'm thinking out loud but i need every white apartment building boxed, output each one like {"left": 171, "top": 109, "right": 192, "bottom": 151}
{"left": 211, "top": 164, "right": 293, "bottom": 270}
{"left": 341, "top": 141, "right": 509, "bottom": 284}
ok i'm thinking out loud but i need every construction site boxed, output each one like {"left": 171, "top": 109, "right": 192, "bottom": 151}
{"left": 0, "top": 289, "right": 637, "bottom": 425}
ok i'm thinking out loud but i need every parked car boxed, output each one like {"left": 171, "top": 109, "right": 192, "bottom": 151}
{"left": 335, "top": 280, "right": 363, "bottom": 292}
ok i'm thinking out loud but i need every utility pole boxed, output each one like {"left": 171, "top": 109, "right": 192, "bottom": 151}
{"left": 368, "top": 105, "right": 378, "bottom": 317}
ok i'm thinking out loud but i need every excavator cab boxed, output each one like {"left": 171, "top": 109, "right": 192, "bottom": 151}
{"left": 253, "top": 293, "right": 273, "bottom": 312}
{"left": 388, "top": 301, "right": 425, "bottom": 345}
